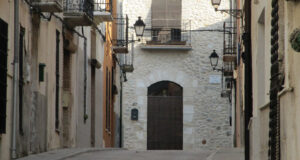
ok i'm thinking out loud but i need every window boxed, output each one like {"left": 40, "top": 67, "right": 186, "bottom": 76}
{"left": 55, "top": 30, "right": 60, "bottom": 130}
{"left": 151, "top": 0, "right": 182, "bottom": 42}
{"left": 19, "top": 27, "right": 25, "bottom": 134}
{"left": 0, "top": 18, "right": 8, "bottom": 134}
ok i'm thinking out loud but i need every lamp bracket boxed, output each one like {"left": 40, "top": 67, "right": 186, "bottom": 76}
{"left": 213, "top": 67, "right": 223, "bottom": 72}
{"left": 216, "top": 9, "right": 243, "bottom": 18}
{"left": 128, "top": 39, "right": 141, "bottom": 44}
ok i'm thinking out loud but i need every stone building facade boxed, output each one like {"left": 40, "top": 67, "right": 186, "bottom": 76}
{"left": 235, "top": 0, "right": 300, "bottom": 160}
{"left": 121, "top": 0, "right": 233, "bottom": 151}
{"left": 234, "top": 0, "right": 300, "bottom": 160}
{"left": 0, "top": 0, "right": 112, "bottom": 159}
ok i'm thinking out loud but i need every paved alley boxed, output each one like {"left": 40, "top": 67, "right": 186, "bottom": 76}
{"left": 64, "top": 150, "right": 211, "bottom": 160}
{"left": 18, "top": 148, "right": 244, "bottom": 160}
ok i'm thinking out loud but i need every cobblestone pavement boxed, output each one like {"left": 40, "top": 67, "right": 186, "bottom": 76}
{"left": 64, "top": 150, "right": 211, "bottom": 160}
{"left": 17, "top": 148, "right": 244, "bottom": 160}
{"left": 208, "top": 148, "right": 244, "bottom": 160}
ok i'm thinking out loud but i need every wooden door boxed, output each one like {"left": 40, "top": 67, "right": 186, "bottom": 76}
{"left": 147, "top": 81, "right": 183, "bottom": 150}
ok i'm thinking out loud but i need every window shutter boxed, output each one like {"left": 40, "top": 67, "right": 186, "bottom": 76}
{"left": 151, "top": 0, "right": 182, "bottom": 29}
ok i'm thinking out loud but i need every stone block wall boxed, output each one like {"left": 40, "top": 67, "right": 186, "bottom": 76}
{"left": 121, "top": 0, "right": 233, "bottom": 151}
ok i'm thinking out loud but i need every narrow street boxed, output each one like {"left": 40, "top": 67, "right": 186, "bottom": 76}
{"left": 17, "top": 148, "right": 244, "bottom": 160}
{"left": 65, "top": 150, "right": 210, "bottom": 160}
{"left": 2, "top": 0, "right": 299, "bottom": 159}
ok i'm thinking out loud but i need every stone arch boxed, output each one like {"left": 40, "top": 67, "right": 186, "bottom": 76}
{"left": 148, "top": 81, "right": 183, "bottom": 96}
{"left": 143, "top": 70, "right": 194, "bottom": 90}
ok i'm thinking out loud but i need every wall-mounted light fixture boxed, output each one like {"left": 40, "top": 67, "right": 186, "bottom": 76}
{"left": 209, "top": 50, "right": 223, "bottom": 71}
{"left": 209, "top": 50, "right": 234, "bottom": 99}
{"left": 134, "top": 17, "right": 146, "bottom": 37}
{"left": 129, "top": 16, "right": 146, "bottom": 43}
{"left": 211, "top": 0, "right": 243, "bottom": 18}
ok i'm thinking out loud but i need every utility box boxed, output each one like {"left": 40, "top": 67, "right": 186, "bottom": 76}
{"left": 39, "top": 63, "right": 46, "bottom": 82}
{"left": 131, "top": 108, "right": 138, "bottom": 121}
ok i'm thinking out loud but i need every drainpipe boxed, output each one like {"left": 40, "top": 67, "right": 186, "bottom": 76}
{"left": 11, "top": 0, "right": 20, "bottom": 158}
{"left": 119, "top": 71, "right": 123, "bottom": 148}
{"left": 82, "top": 27, "right": 88, "bottom": 123}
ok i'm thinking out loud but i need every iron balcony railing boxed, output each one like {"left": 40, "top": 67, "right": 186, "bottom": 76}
{"left": 118, "top": 45, "right": 134, "bottom": 72}
{"left": 142, "top": 20, "right": 192, "bottom": 46}
{"left": 223, "top": 21, "right": 237, "bottom": 56}
{"left": 94, "top": 0, "right": 112, "bottom": 13}
{"left": 223, "top": 62, "right": 234, "bottom": 73}
{"left": 112, "top": 15, "right": 129, "bottom": 53}
{"left": 64, "top": 0, "right": 94, "bottom": 19}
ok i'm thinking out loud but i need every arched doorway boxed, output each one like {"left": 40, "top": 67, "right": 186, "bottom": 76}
{"left": 147, "top": 81, "right": 183, "bottom": 150}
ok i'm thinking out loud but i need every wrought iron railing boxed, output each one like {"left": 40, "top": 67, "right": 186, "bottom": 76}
{"left": 223, "top": 21, "right": 237, "bottom": 55}
{"left": 64, "top": 0, "right": 94, "bottom": 19}
{"left": 113, "top": 15, "right": 129, "bottom": 49}
{"left": 31, "top": 0, "right": 63, "bottom": 5}
{"left": 94, "top": 0, "right": 112, "bottom": 13}
{"left": 142, "top": 20, "right": 192, "bottom": 46}
{"left": 223, "top": 62, "right": 235, "bottom": 73}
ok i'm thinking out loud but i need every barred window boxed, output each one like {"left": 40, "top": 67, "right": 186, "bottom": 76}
{"left": 0, "top": 18, "right": 8, "bottom": 134}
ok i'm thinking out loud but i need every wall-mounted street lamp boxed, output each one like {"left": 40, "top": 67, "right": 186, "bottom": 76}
{"left": 209, "top": 50, "right": 234, "bottom": 98}
{"left": 209, "top": 50, "right": 223, "bottom": 71}
{"left": 113, "top": 16, "right": 145, "bottom": 53}
{"left": 126, "top": 16, "right": 146, "bottom": 43}
{"left": 211, "top": 0, "right": 242, "bottom": 18}
{"left": 134, "top": 16, "right": 146, "bottom": 37}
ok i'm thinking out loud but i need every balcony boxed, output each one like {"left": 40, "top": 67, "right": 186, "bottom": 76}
{"left": 112, "top": 15, "right": 129, "bottom": 54}
{"left": 119, "top": 50, "right": 134, "bottom": 73}
{"left": 223, "top": 62, "right": 234, "bottom": 77}
{"left": 63, "top": 0, "right": 94, "bottom": 27}
{"left": 141, "top": 20, "right": 192, "bottom": 51}
{"left": 31, "top": 0, "right": 63, "bottom": 12}
{"left": 223, "top": 22, "right": 237, "bottom": 62}
{"left": 93, "top": 0, "right": 113, "bottom": 24}
{"left": 223, "top": 46, "right": 237, "bottom": 62}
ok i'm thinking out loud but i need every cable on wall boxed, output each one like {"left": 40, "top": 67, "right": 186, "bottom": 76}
{"left": 268, "top": 0, "right": 281, "bottom": 159}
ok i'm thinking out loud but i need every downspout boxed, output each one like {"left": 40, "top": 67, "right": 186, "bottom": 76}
{"left": 119, "top": 71, "right": 123, "bottom": 148}
{"left": 82, "top": 27, "right": 88, "bottom": 123}
{"left": 11, "top": 0, "right": 20, "bottom": 158}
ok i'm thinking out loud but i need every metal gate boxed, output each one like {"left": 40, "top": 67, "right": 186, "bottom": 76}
{"left": 147, "top": 81, "right": 183, "bottom": 150}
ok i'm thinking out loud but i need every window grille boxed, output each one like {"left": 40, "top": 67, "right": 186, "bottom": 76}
{"left": 0, "top": 18, "right": 8, "bottom": 134}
